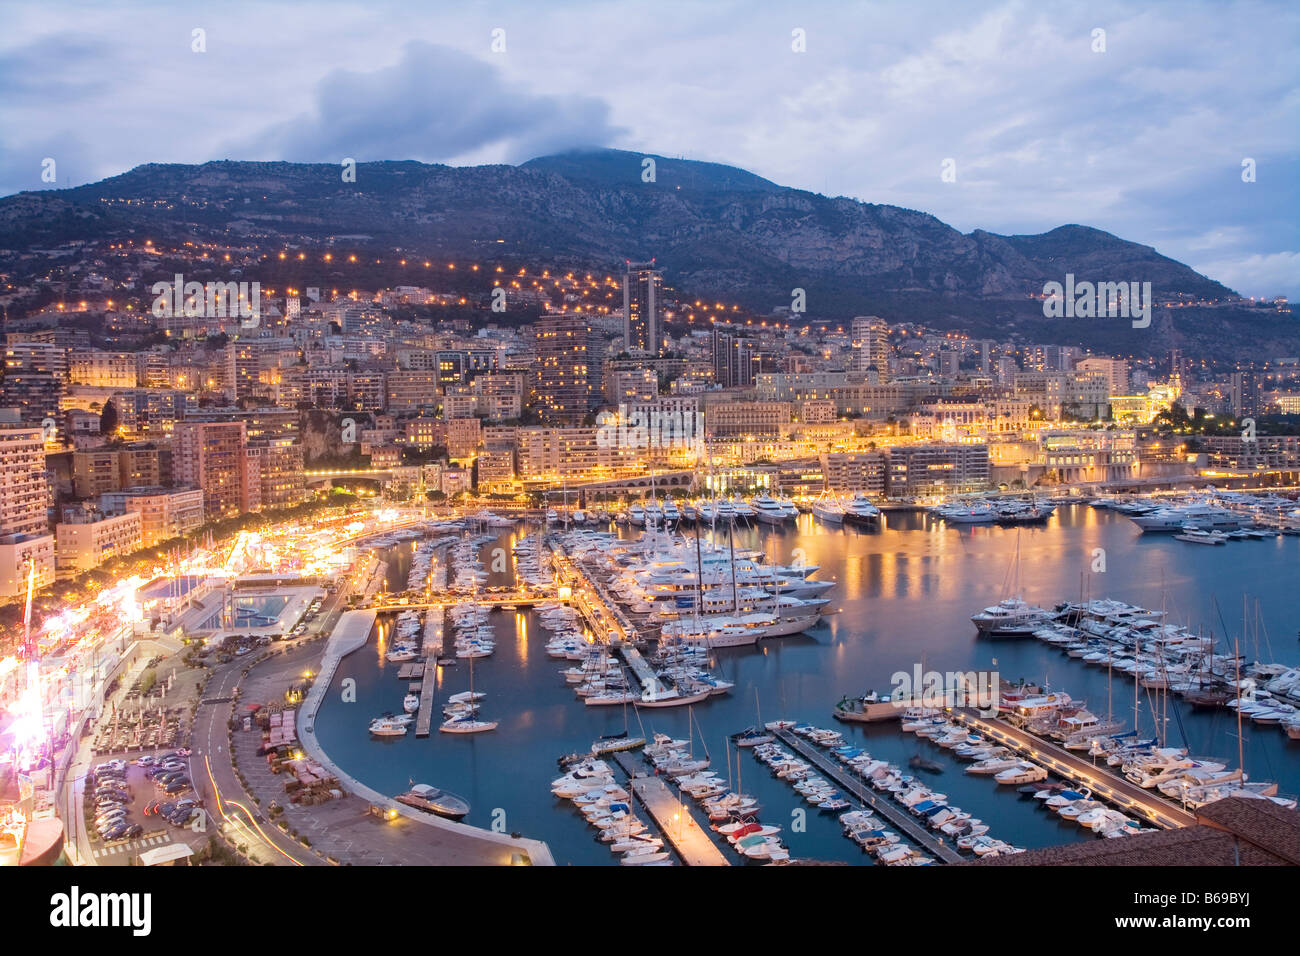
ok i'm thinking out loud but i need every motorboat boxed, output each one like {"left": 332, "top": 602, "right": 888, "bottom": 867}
{"left": 842, "top": 495, "right": 882, "bottom": 529}
{"left": 395, "top": 783, "right": 470, "bottom": 820}
{"left": 402, "top": 694, "right": 420, "bottom": 713}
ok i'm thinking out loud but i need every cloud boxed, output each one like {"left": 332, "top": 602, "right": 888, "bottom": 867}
{"left": 228, "top": 41, "right": 624, "bottom": 165}
{"left": 1192, "top": 251, "right": 1300, "bottom": 300}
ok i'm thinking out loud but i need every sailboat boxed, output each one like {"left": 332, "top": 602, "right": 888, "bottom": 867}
{"left": 592, "top": 685, "right": 647, "bottom": 754}
{"left": 440, "top": 650, "right": 498, "bottom": 733}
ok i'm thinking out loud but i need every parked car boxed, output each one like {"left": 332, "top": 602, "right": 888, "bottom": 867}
{"left": 164, "top": 779, "right": 191, "bottom": 794}
{"left": 121, "top": 823, "right": 143, "bottom": 839}
{"left": 100, "top": 824, "right": 128, "bottom": 841}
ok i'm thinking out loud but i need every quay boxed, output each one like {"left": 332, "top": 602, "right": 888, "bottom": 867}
{"left": 612, "top": 752, "right": 730, "bottom": 866}
{"left": 770, "top": 727, "right": 963, "bottom": 864}
{"left": 949, "top": 710, "right": 1196, "bottom": 829}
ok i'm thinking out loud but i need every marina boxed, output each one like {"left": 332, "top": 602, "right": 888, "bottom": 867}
{"left": 311, "top": 503, "right": 1300, "bottom": 864}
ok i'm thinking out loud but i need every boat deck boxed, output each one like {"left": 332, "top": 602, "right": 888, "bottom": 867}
{"left": 770, "top": 728, "right": 963, "bottom": 864}
{"left": 612, "top": 752, "right": 730, "bottom": 866}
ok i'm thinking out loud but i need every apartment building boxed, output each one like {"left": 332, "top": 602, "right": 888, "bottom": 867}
{"left": 56, "top": 510, "right": 143, "bottom": 572}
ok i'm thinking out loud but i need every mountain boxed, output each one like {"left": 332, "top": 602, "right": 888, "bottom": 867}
{"left": 1, "top": 148, "right": 1287, "bottom": 356}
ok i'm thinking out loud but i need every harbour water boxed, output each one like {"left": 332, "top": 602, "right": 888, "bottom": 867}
{"left": 313, "top": 505, "right": 1300, "bottom": 864}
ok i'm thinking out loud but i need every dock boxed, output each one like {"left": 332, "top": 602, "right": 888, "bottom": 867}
{"left": 948, "top": 710, "right": 1196, "bottom": 829}
{"left": 614, "top": 644, "right": 657, "bottom": 693}
{"left": 415, "top": 658, "right": 438, "bottom": 737}
{"left": 422, "top": 607, "right": 444, "bottom": 657}
{"left": 770, "top": 728, "right": 963, "bottom": 864}
{"left": 612, "top": 753, "right": 730, "bottom": 866}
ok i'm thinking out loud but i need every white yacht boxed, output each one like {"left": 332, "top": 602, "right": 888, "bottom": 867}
{"left": 751, "top": 495, "right": 794, "bottom": 525}
{"left": 971, "top": 598, "right": 1057, "bottom": 635}
{"left": 402, "top": 694, "right": 420, "bottom": 713}
{"left": 440, "top": 714, "right": 499, "bottom": 734}
{"left": 811, "top": 493, "right": 845, "bottom": 524}
{"left": 842, "top": 495, "right": 881, "bottom": 528}
{"left": 1131, "top": 503, "right": 1246, "bottom": 532}
{"left": 369, "top": 717, "right": 409, "bottom": 737}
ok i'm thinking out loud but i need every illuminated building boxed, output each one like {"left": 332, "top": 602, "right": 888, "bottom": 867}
{"left": 55, "top": 510, "right": 143, "bottom": 571}
{"left": 623, "top": 261, "right": 663, "bottom": 354}
{"left": 0, "top": 426, "right": 51, "bottom": 537}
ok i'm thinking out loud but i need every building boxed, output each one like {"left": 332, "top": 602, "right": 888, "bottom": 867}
{"left": 0, "top": 532, "right": 56, "bottom": 598}
{"left": 850, "top": 317, "right": 891, "bottom": 382}
{"left": 0, "top": 426, "right": 51, "bottom": 537}
{"left": 623, "top": 261, "right": 663, "bottom": 354}
{"left": 55, "top": 510, "right": 143, "bottom": 572}
{"left": 173, "top": 420, "right": 247, "bottom": 518}
{"left": 605, "top": 367, "right": 659, "bottom": 406}
{"left": 2, "top": 343, "right": 67, "bottom": 433}
{"left": 532, "top": 315, "right": 595, "bottom": 424}
{"left": 385, "top": 370, "right": 442, "bottom": 414}
{"left": 69, "top": 350, "right": 138, "bottom": 388}
{"left": 244, "top": 439, "right": 306, "bottom": 510}
{"left": 1075, "top": 357, "right": 1129, "bottom": 397}
{"left": 885, "top": 443, "right": 991, "bottom": 496}
{"left": 71, "top": 450, "right": 122, "bottom": 499}
{"left": 707, "top": 402, "right": 792, "bottom": 437}
{"left": 100, "top": 486, "right": 204, "bottom": 547}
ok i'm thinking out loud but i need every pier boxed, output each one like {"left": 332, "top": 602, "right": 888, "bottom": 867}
{"left": 414, "top": 609, "right": 446, "bottom": 736}
{"left": 415, "top": 658, "right": 438, "bottom": 737}
{"left": 948, "top": 710, "right": 1197, "bottom": 829}
{"left": 614, "top": 644, "right": 658, "bottom": 693}
{"left": 612, "top": 752, "right": 730, "bottom": 866}
{"left": 770, "top": 728, "right": 963, "bottom": 864}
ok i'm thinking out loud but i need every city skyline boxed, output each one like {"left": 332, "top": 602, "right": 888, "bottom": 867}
{"left": 1, "top": 0, "right": 1297, "bottom": 299}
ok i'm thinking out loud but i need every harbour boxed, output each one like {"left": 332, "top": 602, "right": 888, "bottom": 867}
{"left": 311, "top": 502, "right": 1300, "bottom": 865}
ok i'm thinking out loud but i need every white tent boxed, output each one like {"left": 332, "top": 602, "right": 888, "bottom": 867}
{"left": 138, "top": 842, "right": 194, "bottom": 866}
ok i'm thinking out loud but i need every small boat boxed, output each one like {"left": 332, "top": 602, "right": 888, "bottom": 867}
{"left": 369, "top": 717, "right": 408, "bottom": 737}
{"left": 909, "top": 753, "right": 943, "bottom": 773}
{"left": 403, "top": 694, "right": 420, "bottom": 714}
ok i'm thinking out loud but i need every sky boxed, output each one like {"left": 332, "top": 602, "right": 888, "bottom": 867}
{"left": 1, "top": 0, "right": 1297, "bottom": 299}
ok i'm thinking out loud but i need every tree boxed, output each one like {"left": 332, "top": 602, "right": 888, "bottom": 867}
{"left": 99, "top": 399, "right": 119, "bottom": 436}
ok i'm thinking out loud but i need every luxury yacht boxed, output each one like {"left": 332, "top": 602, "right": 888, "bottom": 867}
{"left": 1131, "top": 503, "right": 1246, "bottom": 532}
{"left": 751, "top": 494, "right": 796, "bottom": 526}
{"left": 811, "top": 492, "right": 845, "bottom": 524}
{"left": 971, "top": 598, "right": 1057, "bottom": 635}
{"left": 842, "top": 494, "right": 882, "bottom": 528}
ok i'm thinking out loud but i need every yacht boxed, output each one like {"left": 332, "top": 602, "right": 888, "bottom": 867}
{"left": 936, "top": 501, "right": 997, "bottom": 524}
{"left": 1131, "top": 503, "right": 1246, "bottom": 532}
{"left": 402, "top": 694, "right": 420, "bottom": 713}
{"left": 751, "top": 495, "right": 794, "bottom": 526}
{"left": 369, "top": 717, "right": 409, "bottom": 737}
{"left": 842, "top": 495, "right": 882, "bottom": 528}
{"left": 395, "top": 783, "right": 471, "bottom": 820}
{"left": 811, "top": 493, "right": 845, "bottom": 524}
{"left": 440, "top": 714, "right": 499, "bottom": 734}
{"left": 993, "top": 762, "right": 1048, "bottom": 785}
{"left": 971, "top": 598, "right": 1057, "bottom": 635}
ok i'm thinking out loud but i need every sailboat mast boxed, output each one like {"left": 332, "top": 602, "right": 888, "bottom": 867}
{"left": 728, "top": 518, "right": 739, "bottom": 614}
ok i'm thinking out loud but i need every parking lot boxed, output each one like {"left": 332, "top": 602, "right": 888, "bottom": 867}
{"left": 85, "top": 749, "right": 203, "bottom": 860}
